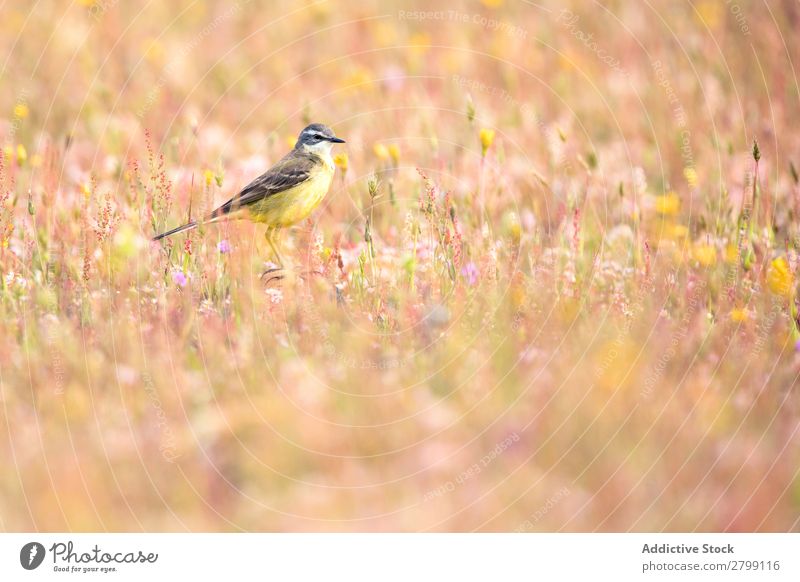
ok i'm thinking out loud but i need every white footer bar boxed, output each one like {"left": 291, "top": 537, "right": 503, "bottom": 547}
{"left": 1, "top": 533, "right": 797, "bottom": 581}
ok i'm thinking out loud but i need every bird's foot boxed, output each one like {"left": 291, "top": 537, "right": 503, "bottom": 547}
{"left": 297, "top": 268, "right": 324, "bottom": 279}
{"left": 260, "top": 266, "right": 285, "bottom": 286}
{"left": 260, "top": 261, "right": 324, "bottom": 287}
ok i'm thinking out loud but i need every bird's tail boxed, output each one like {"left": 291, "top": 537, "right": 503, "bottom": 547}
{"left": 153, "top": 220, "right": 198, "bottom": 241}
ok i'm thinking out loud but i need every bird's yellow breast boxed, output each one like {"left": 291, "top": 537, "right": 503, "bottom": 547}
{"left": 247, "top": 162, "right": 334, "bottom": 227}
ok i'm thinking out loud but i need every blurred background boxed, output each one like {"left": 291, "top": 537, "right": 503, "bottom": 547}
{"left": 0, "top": 0, "right": 799, "bottom": 531}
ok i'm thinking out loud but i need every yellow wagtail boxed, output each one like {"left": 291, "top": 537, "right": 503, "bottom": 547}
{"left": 153, "top": 123, "right": 345, "bottom": 267}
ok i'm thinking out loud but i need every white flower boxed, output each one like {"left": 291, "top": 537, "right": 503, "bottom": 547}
{"left": 265, "top": 288, "right": 283, "bottom": 304}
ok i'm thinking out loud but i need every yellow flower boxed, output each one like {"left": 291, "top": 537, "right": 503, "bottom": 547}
{"left": 80, "top": 182, "right": 92, "bottom": 198}
{"left": 502, "top": 211, "right": 521, "bottom": 243}
{"left": 767, "top": 257, "right": 794, "bottom": 297}
{"left": 142, "top": 38, "right": 164, "bottom": 64}
{"left": 480, "top": 0, "right": 504, "bottom": 6}
{"left": 593, "top": 339, "right": 640, "bottom": 393}
{"left": 203, "top": 169, "right": 214, "bottom": 187}
{"left": 558, "top": 297, "right": 580, "bottom": 323}
{"left": 16, "top": 144, "right": 27, "bottom": 165}
{"left": 730, "top": 308, "right": 748, "bottom": 323}
{"left": 373, "top": 143, "right": 389, "bottom": 161}
{"left": 724, "top": 243, "right": 739, "bottom": 263}
{"left": 333, "top": 152, "right": 348, "bottom": 172}
{"left": 558, "top": 52, "right": 576, "bottom": 71}
{"left": 695, "top": 0, "right": 722, "bottom": 27}
{"left": 113, "top": 223, "right": 146, "bottom": 261}
{"left": 691, "top": 243, "right": 716, "bottom": 267}
{"left": 13, "top": 103, "right": 29, "bottom": 119}
{"left": 479, "top": 128, "right": 495, "bottom": 156}
{"left": 683, "top": 167, "right": 698, "bottom": 188}
{"left": 662, "top": 223, "right": 689, "bottom": 240}
{"left": 511, "top": 283, "right": 525, "bottom": 310}
{"left": 409, "top": 32, "right": 431, "bottom": 55}
{"left": 388, "top": 144, "right": 400, "bottom": 165}
{"left": 656, "top": 192, "right": 681, "bottom": 215}
{"left": 372, "top": 22, "right": 397, "bottom": 47}
{"left": 340, "top": 67, "right": 374, "bottom": 94}
{"left": 305, "top": 0, "right": 330, "bottom": 20}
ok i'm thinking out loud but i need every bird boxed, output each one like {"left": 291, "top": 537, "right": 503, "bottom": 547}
{"left": 153, "top": 123, "right": 345, "bottom": 269}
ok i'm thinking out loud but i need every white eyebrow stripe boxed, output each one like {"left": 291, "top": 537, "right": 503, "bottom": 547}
{"left": 300, "top": 129, "right": 330, "bottom": 141}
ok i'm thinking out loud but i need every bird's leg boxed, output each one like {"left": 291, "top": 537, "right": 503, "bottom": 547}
{"left": 267, "top": 227, "right": 284, "bottom": 267}
{"left": 261, "top": 227, "right": 285, "bottom": 281}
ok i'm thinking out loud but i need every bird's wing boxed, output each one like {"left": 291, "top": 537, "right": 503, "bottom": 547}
{"left": 210, "top": 151, "right": 319, "bottom": 218}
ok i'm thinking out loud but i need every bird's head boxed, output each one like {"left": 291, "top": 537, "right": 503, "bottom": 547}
{"left": 295, "top": 123, "right": 345, "bottom": 155}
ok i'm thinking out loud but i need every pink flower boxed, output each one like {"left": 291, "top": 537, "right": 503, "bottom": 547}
{"left": 172, "top": 270, "right": 187, "bottom": 287}
{"left": 382, "top": 65, "right": 405, "bottom": 92}
{"left": 461, "top": 262, "right": 479, "bottom": 286}
{"left": 217, "top": 239, "right": 231, "bottom": 254}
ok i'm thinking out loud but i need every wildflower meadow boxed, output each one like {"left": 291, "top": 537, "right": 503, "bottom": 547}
{"left": 1, "top": 0, "right": 799, "bottom": 533}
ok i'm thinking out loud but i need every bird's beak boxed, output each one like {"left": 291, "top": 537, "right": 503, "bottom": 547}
{"left": 328, "top": 136, "right": 346, "bottom": 143}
